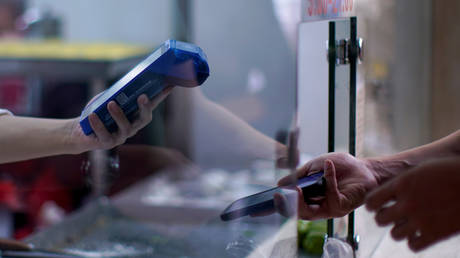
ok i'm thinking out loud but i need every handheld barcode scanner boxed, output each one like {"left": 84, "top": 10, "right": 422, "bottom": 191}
{"left": 79, "top": 39, "right": 210, "bottom": 135}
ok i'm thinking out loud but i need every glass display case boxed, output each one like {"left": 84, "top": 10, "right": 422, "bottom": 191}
{"left": 0, "top": 1, "right": 302, "bottom": 257}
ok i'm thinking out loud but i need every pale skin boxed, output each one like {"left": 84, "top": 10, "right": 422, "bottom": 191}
{"left": 277, "top": 130, "right": 460, "bottom": 252}
{"left": 167, "top": 87, "right": 291, "bottom": 167}
{"left": 366, "top": 157, "right": 460, "bottom": 252}
{"left": 0, "top": 87, "right": 173, "bottom": 164}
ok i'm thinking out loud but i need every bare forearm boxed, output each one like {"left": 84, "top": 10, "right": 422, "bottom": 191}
{"left": 366, "top": 130, "right": 460, "bottom": 184}
{"left": 200, "top": 98, "right": 283, "bottom": 160}
{"left": 0, "top": 115, "right": 76, "bottom": 163}
{"left": 0, "top": 90, "right": 171, "bottom": 164}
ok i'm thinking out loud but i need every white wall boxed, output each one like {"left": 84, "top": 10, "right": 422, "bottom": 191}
{"left": 27, "top": 0, "right": 174, "bottom": 46}
{"left": 192, "top": 0, "right": 297, "bottom": 139}
{"left": 392, "top": 0, "right": 432, "bottom": 149}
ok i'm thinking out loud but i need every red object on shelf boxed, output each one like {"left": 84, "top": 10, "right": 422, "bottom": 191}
{"left": 0, "top": 180, "right": 21, "bottom": 211}
{"left": 24, "top": 167, "right": 73, "bottom": 217}
{"left": 0, "top": 158, "right": 78, "bottom": 239}
{"left": 0, "top": 77, "right": 28, "bottom": 114}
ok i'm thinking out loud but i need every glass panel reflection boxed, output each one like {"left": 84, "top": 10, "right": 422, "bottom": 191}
{"left": 0, "top": 0, "right": 301, "bottom": 257}
{"left": 333, "top": 19, "right": 352, "bottom": 241}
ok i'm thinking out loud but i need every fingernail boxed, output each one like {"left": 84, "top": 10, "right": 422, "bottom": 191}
{"left": 141, "top": 95, "right": 148, "bottom": 105}
{"left": 106, "top": 101, "right": 114, "bottom": 111}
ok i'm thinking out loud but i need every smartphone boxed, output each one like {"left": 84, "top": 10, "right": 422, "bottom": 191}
{"left": 79, "top": 39, "right": 210, "bottom": 135}
{"left": 220, "top": 171, "right": 326, "bottom": 221}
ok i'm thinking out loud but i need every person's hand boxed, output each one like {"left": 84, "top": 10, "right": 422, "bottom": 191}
{"left": 278, "top": 153, "right": 379, "bottom": 220}
{"left": 67, "top": 87, "right": 173, "bottom": 153}
{"left": 365, "top": 157, "right": 460, "bottom": 252}
{"left": 275, "top": 144, "right": 299, "bottom": 169}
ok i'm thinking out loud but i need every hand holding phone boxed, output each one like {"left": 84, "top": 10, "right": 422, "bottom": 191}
{"left": 220, "top": 172, "right": 326, "bottom": 221}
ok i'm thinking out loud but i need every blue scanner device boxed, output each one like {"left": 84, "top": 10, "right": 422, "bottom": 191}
{"left": 79, "top": 39, "right": 210, "bottom": 135}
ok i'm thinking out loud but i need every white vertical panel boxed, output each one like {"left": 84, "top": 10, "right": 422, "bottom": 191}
{"left": 297, "top": 21, "right": 329, "bottom": 157}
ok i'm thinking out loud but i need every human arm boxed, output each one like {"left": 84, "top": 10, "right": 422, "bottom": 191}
{"left": 167, "top": 87, "right": 289, "bottom": 167}
{"left": 194, "top": 91, "right": 288, "bottom": 161}
{"left": 366, "top": 157, "right": 460, "bottom": 252}
{"left": 0, "top": 88, "right": 172, "bottom": 164}
{"left": 277, "top": 130, "right": 460, "bottom": 220}
{"left": 366, "top": 129, "right": 460, "bottom": 184}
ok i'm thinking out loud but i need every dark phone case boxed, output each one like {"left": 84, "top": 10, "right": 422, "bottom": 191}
{"left": 220, "top": 188, "right": 279, "bottom": 221}
{"left": 302, "top": 176, "right": 326, "bottom": 204}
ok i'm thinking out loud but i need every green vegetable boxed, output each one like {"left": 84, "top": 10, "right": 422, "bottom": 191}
{"left": 297, "top": 220, "right": 327, "bottom": 255}
{"left": 302, "top": 231, "right": 326, "bottom": 255}
{"left": 297, "top": 220, "right": 310, "bottom": 247}
{"left": 309, "top": 220, "right": 327, "bottom": 233}
{"left": 297, "top": 220, "right": 310, "bottom": 234}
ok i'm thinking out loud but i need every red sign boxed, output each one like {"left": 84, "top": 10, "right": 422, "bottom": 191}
{"left": 302, "top": 0, "right": 354, "bottom": 21}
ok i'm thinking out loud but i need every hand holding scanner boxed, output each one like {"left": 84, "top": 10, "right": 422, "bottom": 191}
{"left": 79, "top": 39, "right": 210, "bottom": 135}
{"left": 220, "top": 171, "right": 326, "bottom": 221}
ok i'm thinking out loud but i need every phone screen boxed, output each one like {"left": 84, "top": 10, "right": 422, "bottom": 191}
{"left": 224, "top": 187, "right": 291, "bottom": 213}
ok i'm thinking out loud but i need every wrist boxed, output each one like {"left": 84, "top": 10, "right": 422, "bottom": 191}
{"left": 363, "top": 156, "right": 413, "bottom": 186}
{"left": 363, "top": 158, "right": 385, "bottom": 186}
{"left": 61, "top": 118, "right": 88, "bottom": 155}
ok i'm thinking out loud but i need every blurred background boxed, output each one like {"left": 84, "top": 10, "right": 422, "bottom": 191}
{"left": 0, "top": 0, "right": 458, "bottom": 257}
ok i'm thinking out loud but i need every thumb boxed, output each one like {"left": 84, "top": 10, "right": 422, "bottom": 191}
{"left": 324, "top": 159, "right": 340, "bottom": 199}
